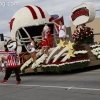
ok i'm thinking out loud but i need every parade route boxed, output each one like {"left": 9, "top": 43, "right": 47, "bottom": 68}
{"left": 1, "top": 83, "right": 100, "bottom": 91}
{"left": 0, "top": 68, "right": 100, "bottom": 100}
{"left": 0, "top": 0, "right": 100, "bottom": 100}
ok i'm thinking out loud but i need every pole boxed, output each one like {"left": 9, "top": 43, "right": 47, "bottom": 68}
{"left": 96, "top": 9, "right": 100, "bottom": 11}
{"left": 4, "top": 36, "right": 11, "bottom": 38}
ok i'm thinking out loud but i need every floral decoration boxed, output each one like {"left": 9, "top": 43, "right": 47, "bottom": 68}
{"left": 72, "top": 24, "right": 94, "bottom": 44}
{"left": 90, "top": 44, "right": 100, "bottom": 59}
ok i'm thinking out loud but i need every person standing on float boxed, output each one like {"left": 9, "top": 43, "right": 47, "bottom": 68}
{"left": 41, "top": 23, "right": 53, "bottom": 56}
{"left": 46, "top": 26, "right": 53, "bottom": 48}
{"left": 54, "top": 20, "right": 67, "bottom": 41}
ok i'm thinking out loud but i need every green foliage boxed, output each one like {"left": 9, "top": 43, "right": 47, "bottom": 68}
{"left": 42, "top": 61, "right": 89, "bottom": 73}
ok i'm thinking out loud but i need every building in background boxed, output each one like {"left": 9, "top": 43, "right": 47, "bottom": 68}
{"left": 0, "top": 40, "right": 7, "bottom": 50}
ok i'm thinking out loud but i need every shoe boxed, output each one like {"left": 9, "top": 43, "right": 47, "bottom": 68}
{"left": 1, "top": 79, "right": 7, "bottom": 83}
{"left": 16, "top": 81, "right": 20, "bottom": 84}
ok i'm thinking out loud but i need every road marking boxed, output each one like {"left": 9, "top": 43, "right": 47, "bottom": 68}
{"left": 0, "top": 83, "right": 100, "bottom": 91}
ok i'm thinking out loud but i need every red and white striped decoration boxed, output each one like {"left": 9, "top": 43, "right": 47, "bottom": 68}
{"left": 7, "top": 53, "right": 17, "bottom": 68}
{"left": 9, "top": 5, "right": 50, "bottom": 54}
{"left": 0, "top": 50, "right": 16, "bottom": 54}
{"left": 10, "top": 5, "right": 50, "bottom": 38}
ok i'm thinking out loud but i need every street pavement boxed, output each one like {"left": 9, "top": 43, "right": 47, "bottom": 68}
{"left": 0, "top": 67, "right": 100, "bottom": 100}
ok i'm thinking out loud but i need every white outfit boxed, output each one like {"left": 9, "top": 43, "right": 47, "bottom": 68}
{"left": 30, "top": 42, "right": 36, "bottom": 53}
{"left": 59, "top": 25, "right": 66, "bottom": 38}
{"left": 1, "top": 63, "right": 5, "bottom": 68}
{"left": 43, "top": 25, "right": 49, "bottom": 38}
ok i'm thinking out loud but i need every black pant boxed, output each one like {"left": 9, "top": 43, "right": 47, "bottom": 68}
{"left": 4, "top": 67, "right": 21, "bottom": 81}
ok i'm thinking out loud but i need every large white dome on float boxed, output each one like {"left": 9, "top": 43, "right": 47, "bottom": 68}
{"left": 9, "top": 5, "right": 50, "bottom": 39}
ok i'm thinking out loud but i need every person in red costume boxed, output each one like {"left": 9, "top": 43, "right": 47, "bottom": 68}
{"left": 41, "top": 23, "right": 53, "bottom": 56}
{"left": 1, "top": 39, "right": 21, "bottom": 84}
{"left": 46, "top": 27, "right": 53, "bottom": 48}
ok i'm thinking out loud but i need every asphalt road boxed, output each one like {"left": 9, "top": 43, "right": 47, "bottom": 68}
{"left": 0, "top": 67, "right": 100, "bottom": 100}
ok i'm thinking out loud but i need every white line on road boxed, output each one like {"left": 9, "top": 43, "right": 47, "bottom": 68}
{"left": 0, "top": 83, "right": 100, "bottom": 91}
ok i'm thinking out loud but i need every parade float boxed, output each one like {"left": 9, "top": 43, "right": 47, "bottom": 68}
{"left": 1, "top": 3, "right": 100, "bottom": 74}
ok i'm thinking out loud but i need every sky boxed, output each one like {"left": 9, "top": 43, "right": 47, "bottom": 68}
{"left": 0, "top": 0, "right": 100, "bottom": 38}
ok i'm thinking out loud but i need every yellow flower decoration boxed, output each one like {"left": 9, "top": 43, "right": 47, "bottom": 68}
{"left": 67, "top": 41, "right": 74, "bottom": 49}
{"left": 67, "top": 49, "right": 75, "bottom": 58}
{"left": 58, "top": 40, "right": 65, "bottom": 48}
